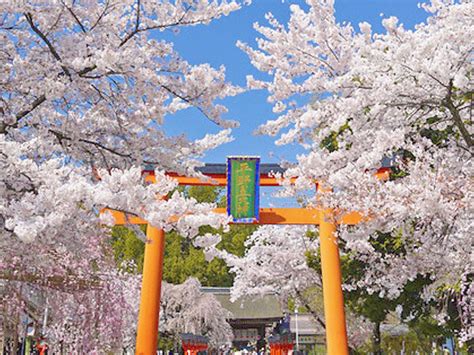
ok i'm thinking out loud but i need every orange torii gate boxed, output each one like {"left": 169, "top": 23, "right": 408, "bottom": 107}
{"left": 180, "top": 334, "right": 209, "bottom": 355}
{"left": 268, "top": 334, "right": 294, "bottom": 355}
{"left": 108, "top": 162, "right": 390, "bottom": 355}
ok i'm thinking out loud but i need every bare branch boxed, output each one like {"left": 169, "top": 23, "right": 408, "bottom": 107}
{"left": 135, "top": 0, "right": 141, "bottom": 31}
{"left": 48, "top": 128, "right": 159, "bottom": 165}
{"left": 295, "top": 288, "right": 326, "bottom": 329}
{"left": 324, "top": 39, "right": 339, "bottom": 61}
{"left": 294, "top": 47, "right": 336, "bottom": 77}
{"left": 160, "top": 83, "right": 221, "bottom": 126}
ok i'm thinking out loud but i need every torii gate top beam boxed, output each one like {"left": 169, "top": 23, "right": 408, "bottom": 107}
{"left": 142, "top": 163, "right": 390, "bottom": 187}
{"left": 143, "top": 163, "right": 288, "bottom": 186}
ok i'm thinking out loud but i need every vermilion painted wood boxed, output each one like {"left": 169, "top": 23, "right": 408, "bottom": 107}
{"left": 105, "top": 207, "right": 365, "bottom": 226}
{"left": 144, "top": 173, "right": 295, "bottom": 186}
{"left": 319, "top": 208, "right": 349, "bottom": 355}
{"left": 135, "top": 226, "right": 165, "bottom": 355}
{"left": 142, "top": 167, "right": 390, "bottom": 186}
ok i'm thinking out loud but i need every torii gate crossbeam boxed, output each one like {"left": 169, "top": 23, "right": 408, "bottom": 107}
{"left": 109, "top": 164, "right": 390, "bottom": 355}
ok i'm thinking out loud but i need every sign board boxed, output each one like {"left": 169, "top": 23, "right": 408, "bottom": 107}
{"left": 298, "top": 335, "right": 318, "bottom": 344}
{"left": 233, "top": 328, "right": 260, "bottom": 342}
{"left": 227, "top": 156, "right": 260, "bottom": 223}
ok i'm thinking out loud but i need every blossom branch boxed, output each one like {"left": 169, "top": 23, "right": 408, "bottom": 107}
{"left": 62, "top": 1, "right": 87, "bottom": 33}
{"left": 444, "top": 80, "right": 473, "bottom": 147}
{"left": 24, "top": 12, "right": 72, "bottom": 79}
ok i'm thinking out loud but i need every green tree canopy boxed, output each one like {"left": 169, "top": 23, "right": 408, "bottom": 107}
{"left": 111, "top": 186, "right": 255, "bottom": 286}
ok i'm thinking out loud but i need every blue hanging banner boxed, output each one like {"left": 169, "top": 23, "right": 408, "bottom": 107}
{"left": 226, "top": 156, "right": 260, "bottom": 223}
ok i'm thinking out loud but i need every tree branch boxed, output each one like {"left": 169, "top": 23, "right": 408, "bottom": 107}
{"left": 62, "top": 1, "right": 87, "bottom": 33}
{"left": 48, "top": 128, "right": 160, "bottom": 165}
{"left": 0, "top": 94, "right": 47, "bottom": 134}
{"left": 135, "top": 0, "right": 141, "bottom": 31}
{"left": 294, "top": 47, "right": 336, "bottom": 77}
{"left": 16, "top": 95, "right": 46, "bottom": 121}
{"left": 118, "top": 5, "right": 196, "bottom": 48}
{"left": 77, "top": 64, "right": 98, "bottom": 76}
{"left": 294, "top": 288, "right": 326, "bottom": 329}
{"left": 444, "top": 80, "right": 473, "bottom": 148}
{"left": 160, "top": 83, "right": 221, "bottom": 126}
{"left": 24, "top": 12, "right": 71, "bottom": 79}
{"left": 90, "top": 0, "right": 111, "bottom": 31}
{"left": 118, "top": 0, "right": 142, "bottom": 48}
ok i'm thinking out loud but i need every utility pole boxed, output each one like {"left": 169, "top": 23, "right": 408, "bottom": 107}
{"left": 295, "top": 308, "right": 299, "bottom": 353}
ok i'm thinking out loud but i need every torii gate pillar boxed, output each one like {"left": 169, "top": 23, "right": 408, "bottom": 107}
{"left": 135, "top": 225, "right": 166, "bottom": 355}
{"left": 319, "top": 208, "right": 348, "bottom": 355}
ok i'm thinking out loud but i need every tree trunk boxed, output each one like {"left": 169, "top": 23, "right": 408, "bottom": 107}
{"left": 372, "top": 321, "right": 382, "bottom": 355}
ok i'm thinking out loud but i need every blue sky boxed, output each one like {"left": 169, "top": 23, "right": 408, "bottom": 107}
{"left": 159, "top": 0, "right": 428, "bottom": 165}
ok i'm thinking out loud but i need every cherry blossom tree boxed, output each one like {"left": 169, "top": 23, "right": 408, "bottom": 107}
{"left": 160, "top": 278, "right": 233, "bottom": 349}
{"left": 41, "top": 268, "right": 139, "bottom": 353}
{"left": 1, "top": 0, "right": 245, "bottom": 246}
{"left": 2, "top": 271, "right": 231, "bottom": 353}
{"left": 213, "top": 226, "right": 319, "bottom": 302}
{"left": 1, "top": 0, "right": 246, "bottom": 350}
{"left": 207, "top": 225, "right": 372, "bottom": 348}
{"left": 0, "top": 260, "right": 139, "bottom": 353}
{"left": 237, "top": 0, "right": 472, "bottom": 345}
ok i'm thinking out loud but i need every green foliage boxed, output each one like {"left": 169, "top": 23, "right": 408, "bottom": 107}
{"left": 110, "top": 186, "right": 253, "bottom": 287}
{"left": 111, "top": 225, "right": 146, "bottom": 273}
{"left": 355, "top": 329, "right": 434, "bottom": 354}
{"left": 410, "top": 315, "right": 451, "bottom": 339}
{"left": 161, "top": 220, "right": 254, "bottom": 285}
{"left": 416, "top": 111, "right": 467, "bottom": 147}
{"left": 305, "top": 227, "right": 460, "bottom": 350}
{"left": 162, "top": 230, "right": 234, "bottom": 286}
{"left": 368, "top": 230, "right": 406, "bottom": 257}
{"left": 182, "top": 185, "right": 225, "bottom": 206}
{"left": 305, "top": 248, "right": 321, "bottom": 274}
{"left": 389, "top": 166, "right": 410, "bottom": 180}
{"left": 218, "top": 225, "right": 257, "bottom": 257}
{"left": 320, "top": 121, "right": 352, "bottom": 152}
{"left": 307, "top": 344, "right": 326, "bottom": 354}
{"left": 420, "top": 123, "right": 457, "bottom": 147}
{"left": 388, "top": 149, "right": 416, "bottom": 180}
{"left": 157, "top": 334, "right": 176, "bottom": 351}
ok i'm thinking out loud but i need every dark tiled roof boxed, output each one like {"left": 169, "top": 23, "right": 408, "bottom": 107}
{"left": 197, "top": 163, "right": 285, "bottom": 175}
{"left": 289, "top": 314, "right": 324, "bottom": 335}
{"left": 144, "top": 163, "right": 286, "bottom": 175}
{"left": 202, "top": 287, "right": 284, "bottom": 320}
